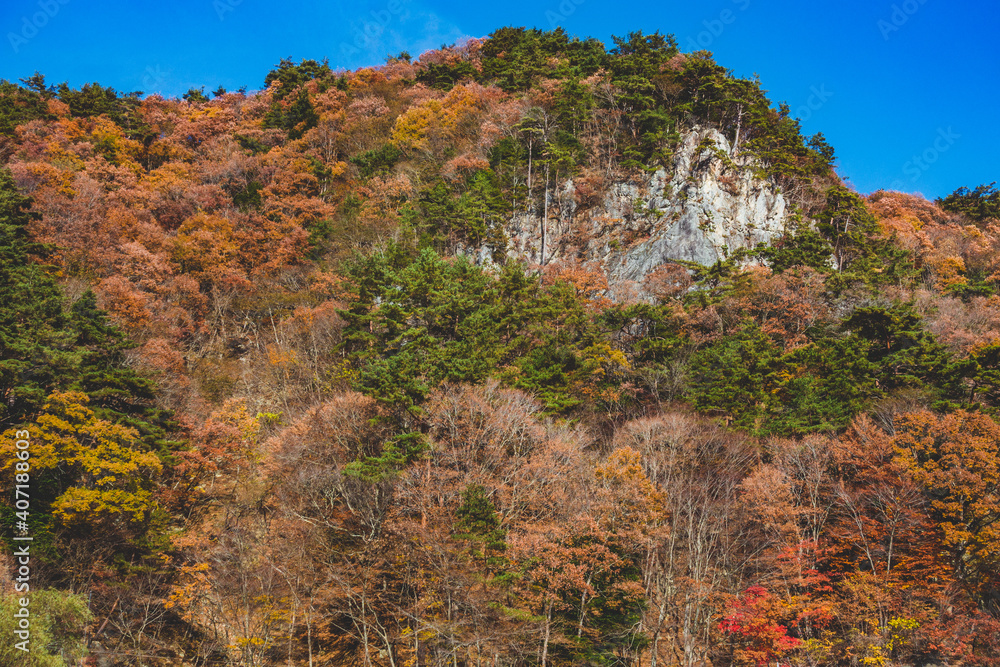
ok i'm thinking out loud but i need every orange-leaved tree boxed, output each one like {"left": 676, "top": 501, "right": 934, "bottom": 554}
{"left": 893, "top": 409, "right": 1000, "bottom": 605}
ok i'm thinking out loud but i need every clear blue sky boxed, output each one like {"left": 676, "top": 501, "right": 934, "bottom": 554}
{"left": 1, "top": 0, "right": 997, "bottom": 199}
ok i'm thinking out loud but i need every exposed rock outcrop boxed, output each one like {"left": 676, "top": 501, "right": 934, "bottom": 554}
{"left": 503, "top": 126, "right": 790, "bottom": 293}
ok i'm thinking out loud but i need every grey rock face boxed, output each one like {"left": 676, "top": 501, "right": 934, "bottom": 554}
{"left": 503, "top": 126, "right": 790, "bottom": 294}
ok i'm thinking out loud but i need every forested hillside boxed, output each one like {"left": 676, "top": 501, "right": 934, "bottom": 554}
{"left": 2, "top": 26, "right": 1000, "bottom": 667}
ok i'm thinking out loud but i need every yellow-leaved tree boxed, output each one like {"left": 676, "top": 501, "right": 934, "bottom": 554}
{"left": 1, "top": 391, "right": 163, "bottom": 551}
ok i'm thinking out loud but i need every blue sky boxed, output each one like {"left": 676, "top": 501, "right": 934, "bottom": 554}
{"left": 1, "top": 0, "right": 997, "bottom": 199}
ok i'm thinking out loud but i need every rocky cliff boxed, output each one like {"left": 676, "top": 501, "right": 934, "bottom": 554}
{"left": 503, "top": 126, "right": 791, "bottom": 293}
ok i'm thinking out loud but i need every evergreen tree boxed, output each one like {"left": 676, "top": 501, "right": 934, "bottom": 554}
{"left": 0, "top": 170, "right": 176, "bottom": 452}
{"left": 938, "top": 182, "right": 1000, "bottom": 222}
{"left": 0, "top": 168, "right": 73, "bottom": 428}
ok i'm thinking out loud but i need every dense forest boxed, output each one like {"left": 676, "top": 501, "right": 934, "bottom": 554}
{"left": 2, "top": 26, "right": 1000, "bottom": 667}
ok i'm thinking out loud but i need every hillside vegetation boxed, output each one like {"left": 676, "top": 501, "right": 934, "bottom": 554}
{"left": 2, "top": 27, "right": 1000, "bottom": 667}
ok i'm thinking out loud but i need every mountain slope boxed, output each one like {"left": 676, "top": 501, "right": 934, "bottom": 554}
{"left": 1, "top": 26, "right": 1000, "bottom": 667}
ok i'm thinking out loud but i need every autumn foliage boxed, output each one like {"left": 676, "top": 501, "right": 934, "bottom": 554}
{"left": 2, "top": 27, "right": 1000, "bottom": 667}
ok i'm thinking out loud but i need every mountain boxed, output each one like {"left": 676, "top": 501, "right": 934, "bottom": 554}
{"left": 1, "top": 26, "right": 1000, "bottom": 667}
